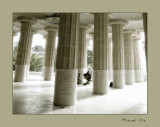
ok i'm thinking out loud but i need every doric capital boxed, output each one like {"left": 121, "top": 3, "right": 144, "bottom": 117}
{"left": 43, "top": 35, "right": 48, "bottom": 39}
{"left": 93, "top": 13, "right": 110, "bottom": 15}
{"left": 108, "top": 34, "right": 112, "bottom": 42}
{"left": 31, "top": 29, "right": 37, "bottom": 34}
{"left": 123, "top": 29, "right": 136, "bottom": 34}
{"left": 45, "top": 26, "right": 58, "bottom": 32}
{"left": 79, "top": 23, "right": 91, "bottom": 29}
{"left": 132, "top": 35, "right": 141, "bottom": 40}
{"left": 109, "top": 18, "right": 128, "bottom": 26}
{"left": 88, "top": 32, "right": 94, "bottom": 37}
{"left": 17, "top": 16, "right": 37, "bottom": 24}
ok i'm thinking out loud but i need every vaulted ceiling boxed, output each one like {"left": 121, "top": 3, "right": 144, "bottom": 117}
{"left": 13, "top": 13, "right": 144, "bottom": 40}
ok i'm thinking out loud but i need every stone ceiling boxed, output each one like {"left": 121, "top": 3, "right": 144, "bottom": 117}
{"left": 13, "top": 13, "right": 144, "bottom": 40}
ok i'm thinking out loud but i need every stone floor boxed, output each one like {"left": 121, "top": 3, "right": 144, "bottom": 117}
{"left": 13, "top": 72, "right": 147, "bottom": 114}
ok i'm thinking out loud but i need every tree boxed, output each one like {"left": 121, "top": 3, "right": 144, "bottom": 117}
{"left": 13, "top": 44, "right": 18, "bottom": 70}
{"left": 87, "top": 50, "right": 93, "bottom": 67}
{"left": 30, "top": 53, "right": 43, "bottom": 71}
{"left": 32, "top": 45, "right": 44, "bottom": 53}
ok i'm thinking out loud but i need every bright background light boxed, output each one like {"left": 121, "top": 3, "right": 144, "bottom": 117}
{"left": 13, "top": 32, "right": 146, "bottom": 73}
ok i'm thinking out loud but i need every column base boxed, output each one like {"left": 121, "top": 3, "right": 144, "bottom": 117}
{"left": 41, "top": 65, "right": 45, "bottom": 77}
{"left": 54, "top": 69, "right": 78, "bottom": 106}
{"left": 14, "top": 65, "right": 27, "bottom": 82}
{"left": 93, "top": 70, "right": 108, "bottom": 95}
{"left": 125, "top": 70, "right": 134, "bottom": 85}
{"left": 107, "top": 70, "right": 113, "bottom": 81}
{"left": 25, "top": 64, "right": 30, "bottom": 78}
{"left": 44, "top": 66, "right": 53, "bottom": 81}
{"left": 113, "top": 70, "right": 125, "bottom": 88}
{"left": 134, "top": 70, "right": 144, "bottom": 83}
{"left": 78, "top": 68, "right": 87, "bottom": 84}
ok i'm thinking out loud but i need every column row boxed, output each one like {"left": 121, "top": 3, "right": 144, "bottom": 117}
{"left": 13, "top": 13, "right": 145, "bottom": 107}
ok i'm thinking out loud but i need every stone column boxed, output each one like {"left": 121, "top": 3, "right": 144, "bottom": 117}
{"left": 14, "top": 17, "right": 36, "bottom": 82}
{"left": 77, "top": 24, "right": 88, "bottom": 84}
{"left": 54, "top": 13, "right": 79, "bottom": 106}
{"left": 143, "top": 13, "right": 147, "bottom": 73}
{"left": 93, "top": 13, "right": 109, "bottom": 95}
{"left": 123, "top": 29, "right": 135, "bottom": 85}
{"left": 25, "top": 30, "right": 36, "bottom": 78}
{"left": 107, "top": 34, "right": 113, "bottom": 81}
{"left": 44, "top": 27, "right": 57, "bottom": 81}
{"left": 109, "top": 18, "right": 128, "bottom": 88}
{"left": 41, "top": 35, "right": 48, "bottom": 77}
{"left": 87, "top": 32, "right": 94, "bottom": 78}
{"left": 133, "top": 35, "right": 144, "bottom": 83}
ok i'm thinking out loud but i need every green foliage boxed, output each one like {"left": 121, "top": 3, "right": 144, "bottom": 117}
{"left": 13, "top": 44, "right": 18, "bottom": 70}
{"left": 13, "top": 44, "right": 44, "bottom": 72}
{"left": 32, "top": 45, "right": 44, "bottom": 53}
{"left": 87, "top": 50, "right": 93, "bottom": 68}
{"left": 30, "top": 53, "right": 43, "bottom": 71}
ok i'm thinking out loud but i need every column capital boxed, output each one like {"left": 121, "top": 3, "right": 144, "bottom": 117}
{"left": 17, "top": 16, "right": 37, "bottom": 24}
{"left": 132, "top": 35, "right": 141, "bottom": 40}
{"left": 43, "top": 35, "right": 48, "bottom": 39}
{"left": 31, "top": 29, "right": 37, "bottom": 34}
{"left": 45, "top": 26, "right": 58, "bottom": 32}
{"left": 123, "top": 29, "right": 136, "bottom": 34}
{"left": 79, "top": 23, "right": 91, "bottom": 29}
{"left": 108, "top": 36, "right": 112, "bottom": 42}
{"left": 93, "top": 13, "right": 110, "bottom": 15}
{"left": 108, "top": 33, "right": 112, "bottom": 42}
{"left": 109, "top": 18, "right": 128, "bottom": 26}
{"left": 88, "top": 32, "right": 94, "bottom": 38}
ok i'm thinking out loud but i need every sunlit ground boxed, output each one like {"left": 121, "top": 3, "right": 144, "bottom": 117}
{"left": 13, "top": 72, "right": 147, "bottom": 114}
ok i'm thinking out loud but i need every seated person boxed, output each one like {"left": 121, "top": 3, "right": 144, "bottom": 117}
{"left": 110, "top": 82, "right": 113, "bottom": 87}
{"left": 83, "top": 71, "right": 91, "bottom": 86}
{"left": 77, "top": 74, "right": 81, "bottom": 85}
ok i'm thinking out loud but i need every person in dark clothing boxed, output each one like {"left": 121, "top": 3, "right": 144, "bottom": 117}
{"left": 77, "top": 73, "right": 81, "bottom": 85}
{"left": 110, "top": 82, "right": 113, "bottom": 87}
{"left": 83, "top": 71, "right": 91, "bottom": 86}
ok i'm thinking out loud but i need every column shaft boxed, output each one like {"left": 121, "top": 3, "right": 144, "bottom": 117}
{"left": 107, "top": 37, "right": 113, "bottom": 81}
{"left": 109, "top": 19, "right": 128, "bottom": 88}
{"left": 14, "top": 21, "right": 32, "bottom": 82}
{"left": 54, "top": 13, "right": 79, "bottom": 106}
{"left": 42, "top": 35, "right": 47, "bottom": 77}
{"left": 78, "top": 26, "right": 87, "bottom": 84}
{"left": 133, "top": 36, "right": 144, "bottom": 83}
{"left": 112, "top": 24, "right": 125, "bottom": 88}
{"left": 44, "top": 30, "right": 57, "bottom": 81}
{"left": 143, "top": 13, "right": 147, "bottom": 73}
{"left": 93, "top": 13, "right": 108, "bottom": 94}
{"left": 25, "top": 31, "right": 35, "bottom": 78}
{"left": 124, "top": 30, "right": 135, "bottom": 85}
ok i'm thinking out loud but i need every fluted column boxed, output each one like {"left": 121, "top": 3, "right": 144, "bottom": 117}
{"left": 54, "top": 13, "right": 79, "bottom": 106}
{"left": 42, "top": 35, "right": 47, "bottom": 77}
{"left": 143, "top": 13, "right": 147, "bottom": 73}
{"left": 93, "top": 13, "right": 109, "bottom": 94}
{"left": 109, "top": 18, "right": 128, "bottom": 88}
{"left": 133, "top": 35, "right": 144, "bottom": 83}
{"left": 123, "top": 29, "right": 135, "bottom": 85}
{"left": 14, "top": 17, "right": 36, "bottom": 82}
{"left": 107, "top": 34, "right": 113, "bottom": 81}
{"left": 26, "top": 30, "right": 36, "bottom": 78}
{"left": 77, "top": 24, "right": 89, "bottom": 84}
{"left": 44, "top": 27, "right": 57, "bottom": 81}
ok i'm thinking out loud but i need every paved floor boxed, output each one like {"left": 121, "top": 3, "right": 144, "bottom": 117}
{"left": 13, "top": 73, "right": 147, "bottom": 114}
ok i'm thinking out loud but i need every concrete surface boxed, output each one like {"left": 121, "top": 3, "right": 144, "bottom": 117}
{"left": 13, "top": 73, "right": 147, "bottom": 114}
